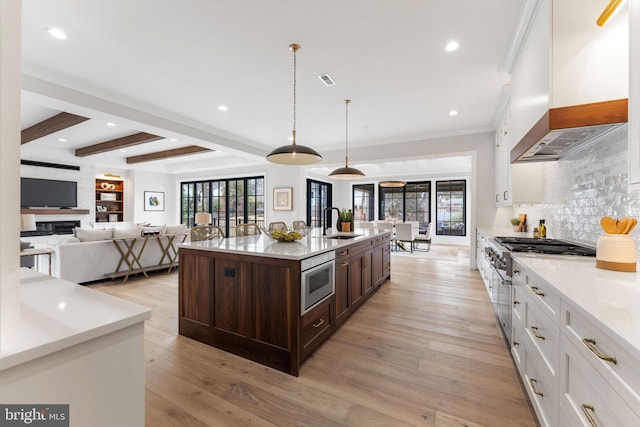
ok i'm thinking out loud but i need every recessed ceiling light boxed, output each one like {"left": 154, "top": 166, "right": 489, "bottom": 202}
{"left": 218, "top": 105, "right": 228, "bottom": 111}
{"left": 449, "top": 110, "right": 458, "bottom": 116}
{"left": 58, "top": 138, "right": 67, "bottom": 142}
{"left": 47, "top": 27, "right": 68, "bottom": 40}
{"left": 106, "top": 122, "right": 115, "bottom": 127}
{"left": 445, "top": 41, "right": 460, "bottom": 52}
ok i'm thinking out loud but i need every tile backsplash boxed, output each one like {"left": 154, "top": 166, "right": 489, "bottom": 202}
{"left": 514, "top": 125, "right": 640, "bottom": 247}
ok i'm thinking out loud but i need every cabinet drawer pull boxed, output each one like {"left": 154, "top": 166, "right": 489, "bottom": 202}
{"left": 503, "top": 190, "right": 508, "bottom": 200}
{"left": 513, "top": 299, "right": 520, "bottom": 305}
{"left": 530, "top": 326, "right": 545, "bottom": 340}
{"left": 513, "top": 341, "right": 519, "bottom": 346}
{"left": 513, "top": 269, "right": 520, "bottom": 274}
{"left": 528, "top": 378, "right": 544, "bottom": 397}
{"left": 581, "top": 404, "right": 598, "bottom": 427}
{"left": 530, "top": 286, "right": 545, "bottom": 297}
{"left": 582, "top": 338, "right": 617, "bottom": 364}
{"left": 312, "top": 318, "right": 325, "bottom": 328}
{"left": 337, "top": 250, "right": 348, "bottom": 256}
{"left": 339, "top": 261, "right": 349, "bottom": 267}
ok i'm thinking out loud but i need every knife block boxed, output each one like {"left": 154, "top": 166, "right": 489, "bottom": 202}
{"left": 596, "top": 234, "right": 637, "bottom": 272}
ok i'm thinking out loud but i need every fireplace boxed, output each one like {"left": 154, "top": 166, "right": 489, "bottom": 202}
{"left": 20, "top": 220, "right": 80, "bottom": 237}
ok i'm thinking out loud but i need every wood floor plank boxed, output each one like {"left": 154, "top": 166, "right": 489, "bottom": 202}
{"left": 88, "top": 245, "right": 538, "bottom": 427}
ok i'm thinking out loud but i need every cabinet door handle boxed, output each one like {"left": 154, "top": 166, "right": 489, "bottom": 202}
{"left": 503, "top": 190, "right": 508, "bottom": 200}
{"left": 581, "top": 404, "right": 598, "bottom": 427}
{"left": 528, "top": 378, "right": 544, "bottom": 397}
{"left": 582, "top": 338, "right": 617, "bottom": 364}
{"left": 312, "top": 318, "right": 325, "bottom": 328}
{"left": 339, "top": 261, "right": 349, "bottom": 267}
{"left": 530, "top": 326, "right": 545, "bottom": 340}
{"left": 513, "top": 300, "right": 520, "bottom": 305}
{"left": 530, "top": 286, "right": 545, "bottom": 297}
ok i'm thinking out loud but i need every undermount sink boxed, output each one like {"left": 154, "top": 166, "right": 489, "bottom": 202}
{"left": 322, "top": 234, "right": 363, "bottom": 240}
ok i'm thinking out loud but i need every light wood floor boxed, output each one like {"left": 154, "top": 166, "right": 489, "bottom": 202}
{"left": 88, "top": 246, "right": 538, "bottom": 427}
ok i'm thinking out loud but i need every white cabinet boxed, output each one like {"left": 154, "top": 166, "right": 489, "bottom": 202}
{"left": 510, "top": 258, "right": 640, "bottom": 427}
{"left": 629, "top": 1, "right": 640, "bottom": 187}
{"left": 494, "top": 104, "right": 542, "bottom": 206}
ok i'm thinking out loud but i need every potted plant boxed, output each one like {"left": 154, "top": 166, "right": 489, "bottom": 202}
{"left": 511, "top": 218, "right": 522, "bottom": 231}
{"left": 339, "top": 209, "right": 353, "bottom": 232}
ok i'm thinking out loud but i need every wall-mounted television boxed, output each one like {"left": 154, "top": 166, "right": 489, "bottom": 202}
{"left": 21, "top": 177, "right": 78, "bottom": 208}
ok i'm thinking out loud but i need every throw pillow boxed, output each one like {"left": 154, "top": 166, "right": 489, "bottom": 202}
{"left": 75, "top": 227, "right": 114, "bottom": 242}
{"left": 58, "top": 236, "right": 80, "bottom": 244}
{"left": 165, "top": 224, "right": 187, "bottom": 235}
{"left": 113, "top": 226, "right": 143, "bottom": 239}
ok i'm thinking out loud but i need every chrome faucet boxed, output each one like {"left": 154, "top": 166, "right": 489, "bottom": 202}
{"left": 322, "top": 206, "right": 341, "bottom": 236}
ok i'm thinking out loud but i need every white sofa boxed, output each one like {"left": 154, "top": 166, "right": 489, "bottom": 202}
{"left": 46, "top": 224, "right": 188, "bottom": 284}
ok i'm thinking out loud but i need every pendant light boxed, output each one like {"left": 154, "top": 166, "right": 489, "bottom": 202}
{"left": 379, "top": 180, "right": 406, "bottom": 188}
{"left": 329, "top": 99, "right": 365, "bottom": 179}
{"left": 267, "top": 44, "right": 322, "bottom": 165}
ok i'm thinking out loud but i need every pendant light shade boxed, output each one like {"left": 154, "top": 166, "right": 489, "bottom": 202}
{"left": 267, "top": 44, "right": 322, "bottom": 165}
{"left": 379, "top": 180, "right": 406, "bottom": 188}
{"left": 329, "top": 99, "right": 365, "bottom": 179}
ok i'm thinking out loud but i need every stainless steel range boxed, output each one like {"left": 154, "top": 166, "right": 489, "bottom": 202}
{"left": 484, "top": 236, "right": 596, "bottom": 344}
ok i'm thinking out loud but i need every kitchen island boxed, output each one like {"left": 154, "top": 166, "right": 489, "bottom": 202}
{"left": 178, "top": 228, "right": 391, "bottom": 376}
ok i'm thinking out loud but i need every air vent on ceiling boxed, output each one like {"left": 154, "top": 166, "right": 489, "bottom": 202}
{"left": 318, "top": 73, "right": 336, "bottom": 86}
{"left": 20, "top": 159, "right": 80, "bottom": 171}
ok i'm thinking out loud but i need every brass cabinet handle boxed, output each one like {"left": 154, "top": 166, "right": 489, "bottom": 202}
{"left": 582, "top": 338, "right": 617, "bottom": 364}
{"left": 339, "top": 261, "right": 349, "bottom": 267}
{"left": 530, "top": 326, "right": 545, "bottom": 340}
{"left": 581, "top": 404, "right": 598, "bottom": 427}
{"left": 313, "top": 318, "right": 325, "bottom": 328}
{"left": 530, "top": 286, "right": 545, "bottom": 297}
{"left": 528, "top": 378, "right": 544, "bottom": 396}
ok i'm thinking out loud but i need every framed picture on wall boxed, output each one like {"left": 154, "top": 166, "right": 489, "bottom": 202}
{"left": 144, "top": 191, "right": 165, "bottom": 211}
{"left": 273, "top": 187, "right": 293, "bottom": 211}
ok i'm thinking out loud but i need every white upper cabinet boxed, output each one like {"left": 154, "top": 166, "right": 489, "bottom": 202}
{"left": 629, "top": 0, "right": 640, "bottom": 187}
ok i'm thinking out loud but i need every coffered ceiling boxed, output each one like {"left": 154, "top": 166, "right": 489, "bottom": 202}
{"left": 20, "top": 0, "right": 525, "bottom": 175}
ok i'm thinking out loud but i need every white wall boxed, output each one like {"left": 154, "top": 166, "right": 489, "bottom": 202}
{"left": 0, "top": 0, "right": 21, "bottom": 276}
{"left": 130, "top": 169, "right": 177, "bottom": 225}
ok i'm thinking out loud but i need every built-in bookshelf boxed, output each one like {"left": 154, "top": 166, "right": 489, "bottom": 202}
{"left": 95, "top": 178, "right": 124, "bottom": 223}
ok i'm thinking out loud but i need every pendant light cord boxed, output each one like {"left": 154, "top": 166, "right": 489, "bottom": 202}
{"left": 292, "top": 45, "right": 297, "bottom": 145}
{"left": 344, "top": 99, "right": 351, "bottom": 167}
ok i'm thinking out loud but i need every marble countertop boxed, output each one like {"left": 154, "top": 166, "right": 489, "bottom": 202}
{"left": 512, "top": 252, "right": 640, "bottom": 360}
{"left": 0, "top": 268, "right": 151, "bottom": 371}
{"left": 180, "top": 227, "right": 391, "bottom": 260}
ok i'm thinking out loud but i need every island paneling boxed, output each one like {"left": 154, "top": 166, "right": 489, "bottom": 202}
{"left": 178, "top": 231, "right": 391, "bottom": 376}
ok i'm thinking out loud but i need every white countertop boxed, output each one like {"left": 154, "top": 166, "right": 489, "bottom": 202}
{"left": 512, "top": 253, "right": 640, "bottom": 360}
{"left": 0, "top": 268, "right": 151, "bottom": 371}
{"left": 180, "top": 227, "right": 391, "bottom": 260}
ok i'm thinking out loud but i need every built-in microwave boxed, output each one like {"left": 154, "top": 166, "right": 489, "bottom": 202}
{"left": 300, "top": 251, "right": 335, "bottom": 315}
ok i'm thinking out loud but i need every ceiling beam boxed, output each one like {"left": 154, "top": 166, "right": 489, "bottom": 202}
{"left": 75, "top": 132, "right": 163, "bottom": 157}
{"left": 21, "top": 112, "right": 90, "bottom": 144}
{"left": 126, "top": 145, "right": 212, "bottom": 164}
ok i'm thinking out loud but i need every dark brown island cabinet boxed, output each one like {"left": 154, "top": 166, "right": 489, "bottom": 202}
{"left": 178, "top": 233, "right": 391, "bottom": 376}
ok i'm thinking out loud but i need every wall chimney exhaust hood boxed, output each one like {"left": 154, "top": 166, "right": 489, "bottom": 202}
{"left": 510, "top": 98, "right": 628, "bottom": 163}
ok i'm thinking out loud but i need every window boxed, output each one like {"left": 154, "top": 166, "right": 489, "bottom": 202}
{"left": 180, "top": 176, "right": 264, "bottom": 237}
{"left": 378, "top": 181, "right": 430, "bottom": 225}
{"left": 435, "top": 180, "right": 466, "bottom": 236}
{"left": 352, "top": 184, "right": 374, "bottom": 221}
{"left": 306, "top": 179, "right": 332, "bottom": 229}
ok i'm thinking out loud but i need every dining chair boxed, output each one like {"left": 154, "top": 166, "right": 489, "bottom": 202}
{"left": 292, "top": 221, "right": 307, "bottom": 230}
{"left": 394, "top": 223, "right": 415, "bottom": 252}
{"left": 377, "top": 222, "right": 393, "bottom": 232}
{"left": 268, "top": 221, "right": 288, "bottom": 232}
{"left": 190, "top": 225, "right": 225, "bottom": 241}
{"left": 235, "top": 223, "right": 262, "bottom": 236}
{"left": 413, "top": 222, "right": 432, "bottom": 251}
